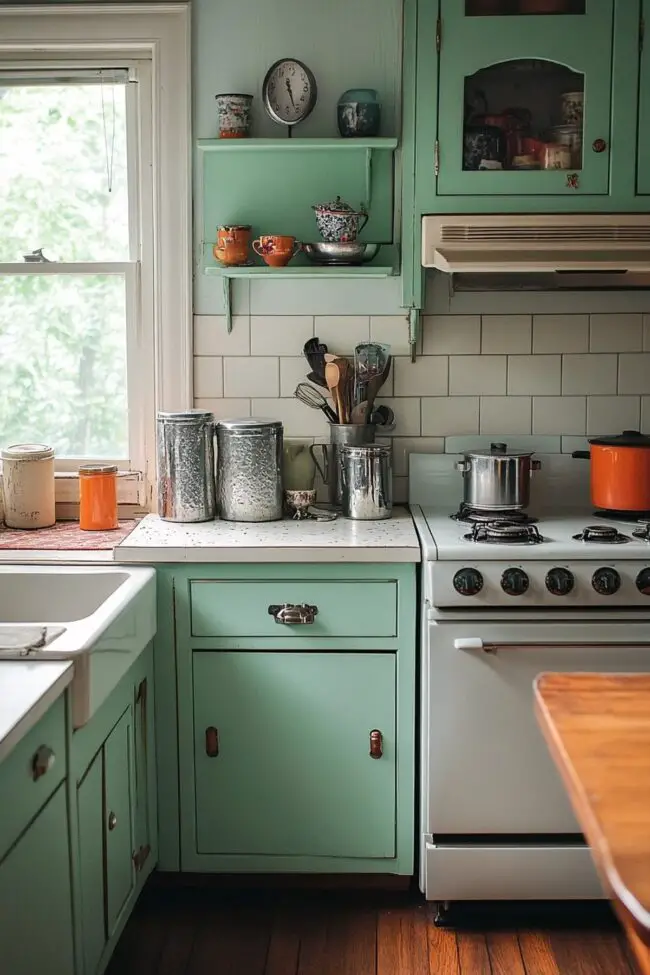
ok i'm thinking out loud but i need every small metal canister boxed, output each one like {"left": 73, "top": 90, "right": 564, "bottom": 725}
{"left": 340, "top": 443, "right": 393, "bottom": 520}
{"left": 157, "top": 410, "right": 216, "bottom": 522}
{"left": 216, "top": 418, "right": 283, "bottom": 522}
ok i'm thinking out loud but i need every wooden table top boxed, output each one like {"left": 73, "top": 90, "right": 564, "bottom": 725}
{"left": 535, "top": 672, "right": 650, "bottom": 949}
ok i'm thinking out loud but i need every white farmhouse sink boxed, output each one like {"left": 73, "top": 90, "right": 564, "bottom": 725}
{"left": 0, "top": 565, "right": 156, "bottom": 727}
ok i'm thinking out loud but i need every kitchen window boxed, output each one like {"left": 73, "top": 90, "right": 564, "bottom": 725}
{"left": 0, "top": 6, "right": 191, "bottom": 508}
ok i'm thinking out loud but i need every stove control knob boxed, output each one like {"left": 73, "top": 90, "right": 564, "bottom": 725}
{"left": 453, "top": 567, "right": 483, "bottom": 597}
{"left": 592, "top": 567, "right": 621, "bottom": 596}
{"left": 636, "top": 568, "right": 650, "bottom": 596}
{"left": 501, "top": 567, "right": 529, "bottom": 596}
{"left": 545, "top": 567, "right": 575, "bottom": 597}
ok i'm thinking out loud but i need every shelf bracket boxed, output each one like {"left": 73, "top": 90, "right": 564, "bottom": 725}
{"left": 408, "top": 307, "right": 420, "bottom": 362}
{"left": 222, "top": 276, "right": 232, "bottom": 332}
{"left": 364, "top": 148, "right": 373, "bottom": 210}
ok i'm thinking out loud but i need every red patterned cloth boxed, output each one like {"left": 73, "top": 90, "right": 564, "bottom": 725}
{"left": 0, "top": 520, "right": 139, "bottom": 550}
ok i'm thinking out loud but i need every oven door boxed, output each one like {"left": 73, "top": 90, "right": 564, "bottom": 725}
{"left": 424, "top": 619, "right": 650, "bottom": 836}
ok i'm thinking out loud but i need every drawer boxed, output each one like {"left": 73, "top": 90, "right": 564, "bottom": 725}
{"left": 0, "top": 695, "right": 66, "bottom": 861}
{"left": 189, "top": 579, "right": 398, "bottom": 639}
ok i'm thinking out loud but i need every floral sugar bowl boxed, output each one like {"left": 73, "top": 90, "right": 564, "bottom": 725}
{"left": 312, "top": 196, "right": 369, "bottom": 243}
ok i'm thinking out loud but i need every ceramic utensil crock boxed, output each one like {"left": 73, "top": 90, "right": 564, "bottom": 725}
{"left": 572, "top": 431, "right": 650, "bottom": 513}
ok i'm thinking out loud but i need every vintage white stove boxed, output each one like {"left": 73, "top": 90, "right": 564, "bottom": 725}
{"left": 409, "top": 452, "right": 650, "bottom": 910}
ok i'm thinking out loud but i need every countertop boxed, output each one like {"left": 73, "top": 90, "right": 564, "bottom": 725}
{"left": 115, "top": 508, "right": 421, "bottom": 563}
{"left": 0, "top": 661, "right": 73, "bottom": 763}
{"left": 535, "top": 673, "right": 650, "bottom": 974}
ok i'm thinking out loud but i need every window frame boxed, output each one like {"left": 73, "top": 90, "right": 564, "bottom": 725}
{"left": 0, "top": 4, "right": 192, "bottom": 509}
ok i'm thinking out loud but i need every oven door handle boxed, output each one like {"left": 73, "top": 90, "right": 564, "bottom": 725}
{"left": 454, "top": 638, "right": 650, "bottom": 654}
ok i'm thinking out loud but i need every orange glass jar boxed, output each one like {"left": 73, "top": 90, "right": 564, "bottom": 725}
{"left": 79, "top": 464, "right": 119, "bottom": 531}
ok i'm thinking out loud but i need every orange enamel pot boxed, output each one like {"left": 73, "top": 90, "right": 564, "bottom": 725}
{"left": 572, "top": 430, "right": 650, "bottom": 513}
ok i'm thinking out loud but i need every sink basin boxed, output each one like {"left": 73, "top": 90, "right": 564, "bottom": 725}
{"left": 0, "top": 565, "right": 156, "bottom": 727}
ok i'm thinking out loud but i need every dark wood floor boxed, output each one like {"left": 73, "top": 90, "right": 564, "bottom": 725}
{"left": 107, "top": 886, "right": 642, "bottom": 975}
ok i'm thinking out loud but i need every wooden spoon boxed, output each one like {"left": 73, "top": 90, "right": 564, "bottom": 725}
{"left": 333, "top": 356, "right": 353, "bottom": 424}
{"left": 325, "top": 360, "right": 343, "bottom": 423}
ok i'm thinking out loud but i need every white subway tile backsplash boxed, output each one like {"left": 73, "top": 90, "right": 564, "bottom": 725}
{"left": 422, "top": 315, "right": 481, "bottom": 355}
{"left": 224, "top": 357, "right": 279, "bottom": 398}
{"left": 251, "top": 316, "right": 313, "bottom": 356}
{"left": 532, "top": 397, "right": 586, "bottom": 435}
{"left": 421, "top": 396, "right": 479, "bottom": 436}
{"left": 618, "top": 353, "right": 650, "bottom": 394}
{"left": 533, "top": 315, "right": 589, "bottom": 354}
{"left": 280, "top": 358, "right": 325, "bottom": 398}
{"left": 393, "top": 476, "right": 408, "bottom": 505}
{"left": 642, "top": 397, "right": 650, "bottom": 433}
{"left": 508, "top": 355, "right": 561, "bottom": 395}
{"left": 393, "top": 356, "right": 448, "bottom": 396}
{"left": 194, "top": 315, "right": 251, "bottom": 356}
{"left": 587, "top": 396, "right": 641, "bottom": 435}
{"left": 481, "top": 315, "right": 531, "bottom": 354}
{"left": 373, "top": 397, "right": 421, "bottom": 436}
{"left": 370, "top": 315, "right": 415, "bottom": 356}
{"left": 561, "top": 436, "right": 590, "bottom": 454}
{"left": 644, "top": 315, "right": 650, "bottom": 351}
{"left": 480, "top": 396, "right": 531, "bottom": 435}
{"left": 562, "top": 354, "right": 617, "bottom": 395}
{"left": 314, "top": 316, "right": 370, "bottom": 355}
{"left": 193, "top": 356, "right": 223, "bottom": 398}
{"left": 391, "top": 437, "right": 444, "bottom": 477}
{"left": 589, "top": 314, "right": 643, "bottom": 353}
{"left": 194, "top": 398, "right": 251, "bottom": 420}
{"left": 449, "top": 355, "right": 506, "bottom": 395}
{"left": 252, "top": 398, "right": 329, "bottom": 438}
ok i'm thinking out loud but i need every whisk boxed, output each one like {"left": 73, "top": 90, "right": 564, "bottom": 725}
{"left": 294, "top": 382, "right": 338, "bottom": 423}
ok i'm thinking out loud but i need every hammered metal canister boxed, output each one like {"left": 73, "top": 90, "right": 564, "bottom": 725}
{"left": 216, "top": 418, "right": 283, "bottom": 522}
{"left": 157, "top": 410, "right": 216, "bottom": 522}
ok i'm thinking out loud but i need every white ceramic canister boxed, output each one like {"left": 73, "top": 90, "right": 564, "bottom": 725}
{"left": 1, "top": 443, "right": 56, "bottom": 529}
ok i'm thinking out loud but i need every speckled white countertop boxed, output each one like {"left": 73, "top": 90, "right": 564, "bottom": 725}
{"left": 115, "top": 507, "right": 420, "bottom": 563}
{"left": 0, "top": 661, "right": 73, "bottom": 762}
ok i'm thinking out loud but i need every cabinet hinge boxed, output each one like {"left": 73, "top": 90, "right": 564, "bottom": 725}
{"left": 436, "top": 16, "right": 442, "bottom": 53}
{"left": 641, "top": 16, "right": 645, "bottom": 53}
{"left": 434, "top": 140, "right": 440, "bottom": 178}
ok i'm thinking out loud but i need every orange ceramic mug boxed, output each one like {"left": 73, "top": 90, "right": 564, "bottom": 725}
{"left": 213, "top": 225, "right": 251, "bottom": 266}
{"left": 252, "top": 234, "right": 301, "bottom": 268}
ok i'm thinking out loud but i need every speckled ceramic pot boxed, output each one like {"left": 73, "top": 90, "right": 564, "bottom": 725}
{"left": 312, "top": 196, "right": 369, "bottom": 243}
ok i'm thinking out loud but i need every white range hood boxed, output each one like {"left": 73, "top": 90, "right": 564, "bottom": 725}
{"left": 422, "top": 213, "right": 650, "bottom": 275}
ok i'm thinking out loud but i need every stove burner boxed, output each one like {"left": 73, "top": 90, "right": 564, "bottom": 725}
{"left": 572, "top": 524, "right": 629, "bottom": 544}
{"left": 452, "top": 503, "right": 537, "bottom": 526}
{"left": 464, "top": 522, "right": 544, "bottom": 545}
{"left": 632, "top": 521, "right": 650, "bottom": 542}
{"left": 594, "top": 508, "right": 650, "bottom": 522}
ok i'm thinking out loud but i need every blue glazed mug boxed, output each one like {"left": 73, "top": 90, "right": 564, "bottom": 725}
{"left": 337, "top": 88, "right": 381, "bottom": 138}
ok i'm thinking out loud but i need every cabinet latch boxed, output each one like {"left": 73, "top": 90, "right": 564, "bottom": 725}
{"left": 434, "top": 140, "right": 440, "bottom": 178}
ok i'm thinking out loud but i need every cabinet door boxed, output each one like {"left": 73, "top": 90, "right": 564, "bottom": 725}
{"left": 193, "top": 652, "right": 396, "bottom": 858}
{"left": 638, "top": 0, "right": 650, "bottom": 193}
{"left": 78, "top": 751, "right": 106, "bottom": 974}
{"left": 133, "top": 676, "right": 153, "bottom": 874}
{"left": 0, "top": 784, "right": 75, "bottom": 975}
{"left": 437, "top": 0, "right": 614, "bottom": 197}
{"left": 104, "top": 708, "right": 135, "bottom": 936}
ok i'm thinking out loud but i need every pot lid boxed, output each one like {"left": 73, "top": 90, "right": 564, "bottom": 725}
{"left": 312, "top": 195, "right": 365, "bottom": 215}
{"left": 464, "top": 442, "right": 535, "bottom": 459}
{"left": 1, "top": 443, "right": 54, "bottom": 461}
{"left": 157, "top": 409, "right": 214, "bottom": 423}
{"left": 588, "top": 429, "right": 650, "bottom": 448}
{"left": 217, "top": 417, "right": 282, "bottom": 434}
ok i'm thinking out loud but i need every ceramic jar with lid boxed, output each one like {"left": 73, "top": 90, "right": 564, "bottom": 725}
{"left": 312, "top": 196, "right": 369, "bottom": 242}
{"left": 1, "top": 443, "right": 56, "bottom": 529}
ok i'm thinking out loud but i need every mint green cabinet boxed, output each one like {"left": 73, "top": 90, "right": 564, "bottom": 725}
{"left": 638, "top": 0, "right": 650, "bottom": 194}
{"left": 0, "top": 784, "right": 75, "bottom": 975}
{"left": 193, "top": 651, "right": 396, "bottom": 858}
{"left": 78, "top": 752, "right": 105, "bottom": 975}
{"left": 104, "top": 708, "right": 136, "bottom": 935}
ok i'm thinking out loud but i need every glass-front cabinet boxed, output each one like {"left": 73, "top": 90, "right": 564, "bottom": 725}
{"left": 437, "top": 0, "right": 614, "bottom": 196}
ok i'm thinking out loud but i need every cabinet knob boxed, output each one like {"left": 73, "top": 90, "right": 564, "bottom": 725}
{"left": 268, "top": 603, "right": 318, "bottom": 625}
{"left": 205, "top": 726, "right": 219, "bottom": 758}
{"left": 592, "top": 138, "right": 607, "bottom": 153}
{"left": 369, "top": 729, "right": 383, "bottom": 759}
{"left": 31, "top": 745, "right": 55, "bottom": 781}
{"left": 108, "top": 811, "right": 118, "bottom": 831}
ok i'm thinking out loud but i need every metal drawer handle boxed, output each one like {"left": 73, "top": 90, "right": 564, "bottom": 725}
{"left": 454, "top": 638, "right": 650, "bottom": 654}
{"left": 205, "top": 726, "right": 219, "bottom": 757}
{"left": 369, "top": 729, "right": 383, "bottom": 759}
{"left": 108, "top": 811, "right": 118, "bottom": 831}
{"left": 268, "top": 603, "right": 318, "bottom": 625}
{"left": 31, "top": 745, "right": 55, "bottom": 782}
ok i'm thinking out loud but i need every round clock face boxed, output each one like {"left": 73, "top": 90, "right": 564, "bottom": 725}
{"left": 263, "top": 58, "right": 317, "bottom": 127}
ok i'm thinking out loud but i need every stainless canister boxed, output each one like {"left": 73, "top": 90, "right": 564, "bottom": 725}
{"left": 216, "top": 418, "right": 283, "bottom": 522}
{"left": 340, "top": 443, "right": 392, "bottom": 520}
{"left": 309, "top": 423, "right": 376, "bottom": 508}
{"left": 157, "top": 410, "right": 216, "bottom": 522}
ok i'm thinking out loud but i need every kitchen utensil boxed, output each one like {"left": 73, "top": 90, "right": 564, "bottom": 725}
{"left": 307, "top": 371, "right": 328, "bottom": 389}
{"left": 370, "top": 405, "right": 395, "bottom": 428}
{"left": 353, "top": 342, "right": 390, "bottom": 408}
{"left": 312, "top": 196, "right": 369, "bottom": 243}
{"left": 340, "top": 443, "right": 392, "bottom": 520}
{"left": 282, "top": 440, "right": 316, "bottom": 491}
{"left": 216, "top": 418, "right": 283, "bottom": 522}
{"left": 284, "top": 489, "right": 316, "bottom": 519}
{"left": 337, "top": 88, "right": 381, "bottom": 137}
{"left": 213, "top": 225, "right": 251, "bottom": 266}
{"left": 303, "top": 337, "right": 329, "bottom": 385}
{"left": 1, "top": 444, "right": 55, "bottom": 530}
{"left": 455, "top": 442, "right": 542, "bottom": 511}
{"left": 293, "top": 382, "right": 338, "bottom": 424}
{"left": 332, "top": 356, "right": 354, "bottom": 424}
{"left": 309, "top": 423, "right": 376, "bottom": 509}
{"left": 157, "top": 411, "right": 216, "bottom": 523}
{"left": 215, "top": 93, "right": 253, "bottom": 138}
{"left": 79, "top": 464, "right": 118, "bottom": 531}
{"left": 252, "top": 235, "right": 301, "bottom": 267}
{"left": 571, "top": 431, "right": 650, "bottom": 513}
{"left": 325, "top": 359, "right": 344, "bottom": 422}
{"left": 302, "top": 242, "right": 380, "bottom": 266}
{"left": 350, "top": 401, "right": 370, "bottom": 424}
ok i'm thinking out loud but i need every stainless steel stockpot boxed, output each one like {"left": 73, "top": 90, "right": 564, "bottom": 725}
{"left": 455, "top": 442, "right": 541, "bottom": 511}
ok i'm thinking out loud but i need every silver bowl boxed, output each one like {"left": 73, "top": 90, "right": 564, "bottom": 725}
{"left": 302, "top": 241, "right": 380, "bottom": 266}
